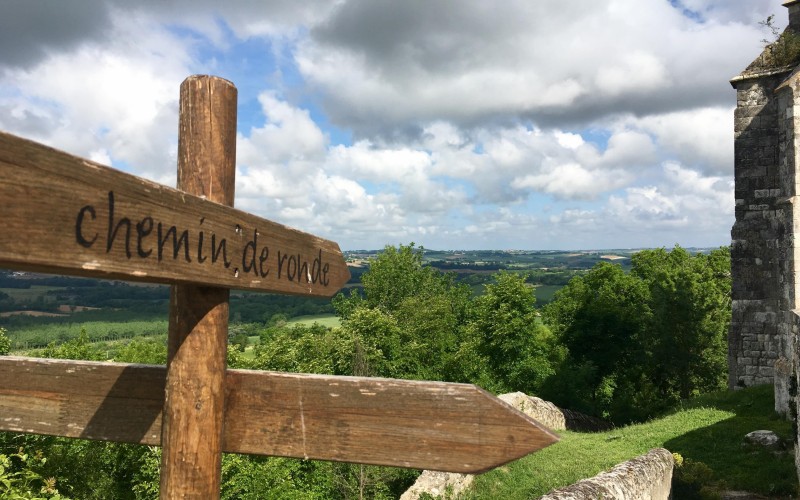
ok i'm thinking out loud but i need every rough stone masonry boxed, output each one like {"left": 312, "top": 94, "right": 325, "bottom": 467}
{"left": 730, "top": 0, "right": 800, "bottom": 485}
{"left": 729, "top": 0, "right": 800, "bottom": 416}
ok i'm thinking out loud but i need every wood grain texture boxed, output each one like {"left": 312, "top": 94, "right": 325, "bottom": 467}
{"left": 223, "top": 369, "right": 560, "bottom": 473}
{"left": 0, "top": 133, "right": 349, "bottom": 297}
{"left": 0, "top": 357, "right": 164, "bottom": 444}
{"left": 0, "top": 357, "right": 559, "bottom": 474}
{"left": 160, "top": 75, "right": 235, "bottom": 499}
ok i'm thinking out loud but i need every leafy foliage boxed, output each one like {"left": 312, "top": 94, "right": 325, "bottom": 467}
{"left": 0, "top": 449, "right": 66, "bottom": 499}
{"left": 334, "top": 243, "right": 473, "bottom": 382}
{"left": 0, "top": 243, "right": 734, "bottom": 497}
{"left": 542, "top": 246, "right": 731, "bottom": 423}
{"left": 0, "top": 327, "right": 10, "bottom": 355}
{"left": 462, "top": 271, "right": 562, "bottom": 394}
{"left": 759, "top": 14, "right": 800, "bottom": 68}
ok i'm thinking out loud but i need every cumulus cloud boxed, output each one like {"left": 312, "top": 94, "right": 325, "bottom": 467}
{"left": 0, "top": 8, "right": 193, "bottom": 185}
{"left": 298, "top": 0, "right": 766, "bottom": 136}
{"left": 604, "top": 162, "right": 733, "bottom": 239}
{"left": 512, "top": 163, "right": 632, "bottom": 200}
{"left": 632, "top": 106, "right": 734, "bottom": 174}
{"left": 0, "top": 0, "right": 112, "bottom": 69}
{"left": 0, "top": 0, "right": 771, "bottom": 249}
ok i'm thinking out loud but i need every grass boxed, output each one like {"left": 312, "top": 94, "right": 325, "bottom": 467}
{"left": 6, "top": 313, "right": 340, "bottom": 352}
{"left": 0, "top": 286, "right": 61, "bottom": 303}
{"left": 532, "top": 284, "right": 561, "bottom": 304}
{"left": 465, "top": 385, "right": 796, "bottom": 499}
{"left": 286, "top": 314, "right": 340, "bottom": 328}
{"left": 7, "top": 319, "right": 169, "bottom": 350}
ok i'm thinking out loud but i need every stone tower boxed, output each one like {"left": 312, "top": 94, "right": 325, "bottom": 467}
{"left": 729, "top": 0, "right": 800, "bottom": 415}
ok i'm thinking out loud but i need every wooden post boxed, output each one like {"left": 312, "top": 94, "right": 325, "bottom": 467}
{"left": 160, "top": 75, "right": 237, "bottom": 499}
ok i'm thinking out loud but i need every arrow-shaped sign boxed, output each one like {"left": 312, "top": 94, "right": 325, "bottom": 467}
{"left": 0, "top": 132, "right": 349, "bottom": 297}
{"left": 0, "top": 356, "right": 558, "bottom": 473}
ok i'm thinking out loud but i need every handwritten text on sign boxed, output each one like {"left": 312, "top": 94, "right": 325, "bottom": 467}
{"left": 75, "top": 191, "right": 332, "bottom": 286}
{"left": 0, "top": 131, "right": 348, "bottom": 295}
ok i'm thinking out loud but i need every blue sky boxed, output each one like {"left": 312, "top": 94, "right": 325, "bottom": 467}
{"left": 0, "top": 0, "right": 785, "bottom": 250}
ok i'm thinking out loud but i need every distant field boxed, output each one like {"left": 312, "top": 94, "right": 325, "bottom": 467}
{"left": 7, "top": 319, "right": 169, "bottom": 350}
{"left": 0, "top": 286, "right": 60, "bottom": 302}
{"left": 0, "top": 311, "right": 66, "bottom": 318}
{"left": 533, "top": 284, "right": 562, "bottom": 304}
{"left": 287, "top": 314, "right": 340, "bottom": 328}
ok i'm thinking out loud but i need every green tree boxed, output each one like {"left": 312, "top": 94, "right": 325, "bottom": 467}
{"left": 0, "top": 327, "right": 10, "bottom": 355}
{"left": 40, "top": 329, "right": 104, "bottom": 361}
{"left": 114, "top": 337, "right": 167, "bottom": 364}
{"left": 0, "top": 449, "right": 67, "bottom": 499}
{"left": 334, "top": 244, "right": 465, "bottom": 317}
{"left": 465, "top": 271, "right": 562, "bottom": 394}
{"left": 333, "top": 243, "right": 471, "bottom": 382}
{"left": 251, "top": 323, "right": 337, "bottom": 375}
{"left": 631, "top": 246, "right": 730, "bottom": 401}
{"left": 542, "top": 246, "right": 731, "bottom": 423}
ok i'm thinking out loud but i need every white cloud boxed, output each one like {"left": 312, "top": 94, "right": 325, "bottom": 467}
{"left": 297, "top": 0, "right": 769, "bottom": 135}
{"left": 0, "top": 0, "right": 767, "bottom": 249}
{"left": 595, "top": 51, "right": 670, "bottom": 96}
{"left": 605, "top": 162, "right": 733, "bottom": 232}
{"left": 632, "top": 106, "right": 733, "bottom": 174}
{"left": 0, "top": 8, "right": 191, "bottom": 184}
{"left": 241, "top": 92, "right": 327, "bottom": 166}
{"left": 512, "top": 163, "right": 632, "bottom": 200}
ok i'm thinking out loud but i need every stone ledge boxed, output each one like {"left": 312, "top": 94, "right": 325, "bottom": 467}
{"left": 400, "top": 393, "right": 614, "bottom": 499}
{"left": 498, "top": 392, "right": 566, "bottom": 431}
{"left": 399, "top": 470, "right": 473, "bottom": 500}
{"left": 538, "top": 448, "right": 674, "bottom": 500}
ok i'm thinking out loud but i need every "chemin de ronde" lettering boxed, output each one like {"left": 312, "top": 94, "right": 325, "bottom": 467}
{"left": 74, "top": 191, "right": 330, "bottom": 286}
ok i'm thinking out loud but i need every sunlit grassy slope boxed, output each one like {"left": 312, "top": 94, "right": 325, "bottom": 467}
{"left": 465, "top": 384, "right": 797, "bottom": 499}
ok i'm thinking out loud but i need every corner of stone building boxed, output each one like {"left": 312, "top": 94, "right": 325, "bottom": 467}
{"left": 729, "top": 3, "right": 800, "bottom": 418}
{"left": 785, "top": 0, "right": 800, "bottom": 32}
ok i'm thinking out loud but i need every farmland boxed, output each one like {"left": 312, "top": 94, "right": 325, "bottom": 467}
{"left": 0, "top": 247, "right": 714, "bottom": 352}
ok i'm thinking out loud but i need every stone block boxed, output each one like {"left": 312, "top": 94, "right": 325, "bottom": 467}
{"left": 538, "top": 449, "right": 673, "bottom": 500}
{"left": 497, "top": 392, "right": 566, "bottom": 431}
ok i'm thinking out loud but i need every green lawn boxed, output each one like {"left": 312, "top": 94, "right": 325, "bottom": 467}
{"left": 286, "top": 314, "right": 340, "bottom": 328}
{"left": 0, "top": 286, "right": 61, "bottom": 303}
{"left": 532, "top": 284, "right": 562, "bottom": 304}
{"left": 465, "top": 385, "right": 796, "bottom": 499}
{"left": 8, "top": 319, "right": 169, "bottom": 350}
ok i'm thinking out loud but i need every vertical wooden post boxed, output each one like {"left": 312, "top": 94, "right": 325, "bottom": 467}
{"left": 160, "top": 75, "right": 237, "bottom": 499}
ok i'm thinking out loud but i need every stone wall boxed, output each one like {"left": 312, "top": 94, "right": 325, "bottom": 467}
{"left": 731, "top": 0, "right": 800, "bottom": 483}
{"left": 402, "top": 448, "right": 674, "bottom": 500}
{"left": 728, "top": 1, "right": 800, "bottom": 416}
{"left": 400, "top": 392, "right": 610, "bottom": 500}
{"left": 729, "top": 71, "right": 787, "bottom": 397}
{"left": 538, "top": 448, "right": 674, "bottom": 500}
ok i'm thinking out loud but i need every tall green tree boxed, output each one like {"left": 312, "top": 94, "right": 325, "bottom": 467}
{"left": 464, "top": 271, "right": 562, "bottom": 394}
{"left": 542, "top": 246, "right": 731, "bottom": 423}
{"left": 541, "top": 263, "right": 651, "bottom": 419}
{"left": 631, "top": 246, "right": 730, "bottom": 401}
{"left": 333, "top": 243, "right": 471, "bottom": 382}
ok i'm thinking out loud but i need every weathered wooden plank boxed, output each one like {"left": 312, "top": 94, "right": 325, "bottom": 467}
{"left": 0, "top": 357, "right": 559, "bottom": 473}
{"left": 0, "top": 133, "right": 349, "bottom": 297}
{"left": 0, "top": 357, "right": 164, "bottom": 443}
{"left": 223, "top": 369, "right": 559, "bottom": 473}
{"left": 160, "top": 75, "right": 235, "bottom": 499}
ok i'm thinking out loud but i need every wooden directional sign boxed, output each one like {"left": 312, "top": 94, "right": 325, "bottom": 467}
{"left": 0, "top": 356, "right": 558, "bottom": 473}
{"left": 0, "top": 131, "right": 349, "bottom": 297}
{"left": 0, "top": 76, "right": 556, "bottom": 498}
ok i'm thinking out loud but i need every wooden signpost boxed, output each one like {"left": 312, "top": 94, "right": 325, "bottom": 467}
{"left": 0, "top": 75, "right": 558, "bottom": 498}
